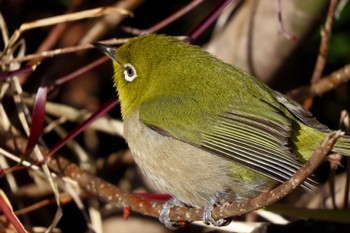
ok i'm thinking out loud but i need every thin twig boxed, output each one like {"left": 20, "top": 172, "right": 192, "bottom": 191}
{"left": 0, "top": 7, "right": 131, "bottom": 58}
{"left": 48, "top": 130, "right": 344, "bottom": 222}
{"left": 286, "top": 64, "right": 350, "bottom": 102}
{"left": 0, "top": 190, "right": 27, "bottom": 233}
{"left": 123, "top": 0, "right": 205, "bottom": 35}
{"left": 304, "top": 0, "right": 338, "bottom": 109}
{"left": 311, "top": 0, "right": 338, "bottom": 83}
{"left": 186, "top": 0, "right": 233, "bottom": 41}
{"left": 52, "top": 56, "right": 109, "bottom": 87}
{"left": 0, "top": 36, "right": 188, "bottom": 65}
{"left": 0, "top": 38, "right": 129, "bottom": 65}
{"left": 79, "top": 0, "right": 143, "bottom": 44}
{"left": 21, "top": 97, "right": 123, "bottom": 137}
{"left": 19, "top": 3, "right": 81, "bottom": 85}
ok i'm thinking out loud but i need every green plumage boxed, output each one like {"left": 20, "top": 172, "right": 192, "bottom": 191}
{"left": 98, "top": 34, "right": 350, "bottom": 207}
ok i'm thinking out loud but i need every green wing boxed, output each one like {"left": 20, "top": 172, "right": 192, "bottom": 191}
{"left": 139, "top": 96, "right": 318, "bottom": 191}
{"left": 202, "top": 100, "right": 320, "bottom": 190}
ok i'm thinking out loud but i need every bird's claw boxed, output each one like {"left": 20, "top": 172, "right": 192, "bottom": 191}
{"left": 203, "top": 191, "right": 232, "bottom": 226}
{"left": 203, "top": 205, "right": 231, "bottom": 226}
{"left": 159, "top": 198, "right": 185, "bottom": 230}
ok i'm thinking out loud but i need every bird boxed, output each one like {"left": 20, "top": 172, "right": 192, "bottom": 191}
{"left": 93, "top": 34, "right": 350, "bottom": 228}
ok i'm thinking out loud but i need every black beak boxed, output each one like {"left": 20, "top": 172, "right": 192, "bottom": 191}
{"left": 92, "top": 42, "right": 118, "bottom": 63}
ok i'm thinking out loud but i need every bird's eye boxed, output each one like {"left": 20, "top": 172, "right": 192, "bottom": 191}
{"left": 123, "top": 63, "right": 137, "bottom": 82}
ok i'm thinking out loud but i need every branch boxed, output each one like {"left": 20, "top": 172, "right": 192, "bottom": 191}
{"left": 304, "top": 0, "right": 338, "bottom": 109}
{"left": 0, "top": 38, "right": 129, "bottom": 65}
{"left": 310, "top": 0, "right": 338, "bottom": 84}
{"left": 0, "top": 36, "right": 188, "bottom": 65}
{"left": 286, "top": 64, "right": 350, "bottom": 102}
{"left": 164, "top": 131, "right": 343, "bottom": 222}
{"left": 1, "top": 126, "right": 342, "bottom": 224}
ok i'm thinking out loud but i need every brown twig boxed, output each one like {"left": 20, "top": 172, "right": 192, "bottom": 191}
{"left": 169, "top": 130, "right": 342, "bottom": 222}
{"left": 51, "top": 56, "right": 109, "bottom": 88}
{"left": 0, "top": 36, "right": 189, "bottom": 66}
{"left": 12, "top": 193, "right": 74, "bottom": 216}
{"left": 1, "top": 126, "right": 342, "bottom": 224}
{"left": 79, "top": 0, "right": 143, "bottom": 44}
{"left": 55, "top": 130, "right": 342, "bottom": 222}
{"left": 286, "top": 64, "right": 350, "bottom": 102}
{"left": 19, "top": 2, "right": 82, "bottom": 85}
{"left": 0, "top": 38, "right": 129, "bottom": 65}
{"left": 186, "top": 0, "right": 233, "bottom": 41}
{"left": 0, "top": 7, "right": 132, "bottom": 59}
{"left": 310, "top": 0, "right": 338, "bottom": 83}
{"left": 304, "top": 0, "right": 338, "bottom": 109}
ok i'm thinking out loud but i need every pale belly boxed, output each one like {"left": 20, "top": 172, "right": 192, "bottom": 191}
{"left": 124, "top": 111, "right": 277, "bottom": 207}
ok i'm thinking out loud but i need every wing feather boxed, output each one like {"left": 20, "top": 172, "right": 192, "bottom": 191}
{"left": 140, "top": 96, "right": 319, "bottom": 191}
{"left": 201, "top": 100, "right": 318, "bottom": 191}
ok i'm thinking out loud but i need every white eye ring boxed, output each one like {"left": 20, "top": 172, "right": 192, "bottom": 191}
{"left": 123, "top": 63, "right": 137, "bottom": 82}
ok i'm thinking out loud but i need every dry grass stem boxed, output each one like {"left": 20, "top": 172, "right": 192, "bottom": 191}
{"left": 1, "top": 7, "right": 132, "bottom": 58}
{"left": 0, "top": 38, "right": 129, "bottom": 65}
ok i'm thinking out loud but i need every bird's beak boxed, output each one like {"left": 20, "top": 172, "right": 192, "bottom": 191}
{"left": 92, "top": 42, "right": 119, "bottom": 63}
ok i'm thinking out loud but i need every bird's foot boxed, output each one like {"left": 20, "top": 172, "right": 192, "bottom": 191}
{"left": 159, "top": 197, "right": 186, "bottom": 230}
{"left": 203, "top": 191, "right": 232, "bottom": 226}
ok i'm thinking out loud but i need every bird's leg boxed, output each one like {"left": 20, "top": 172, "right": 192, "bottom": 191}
{"left": 159, "top": 197, "right": 186, "bottom": 229}
{"left": 203, "top": 191, "right": 233, "bottom": 226}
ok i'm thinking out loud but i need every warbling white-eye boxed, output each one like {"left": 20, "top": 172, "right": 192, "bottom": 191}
{"left": 93, "top": 34, "right": 350, "bottom": 228}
